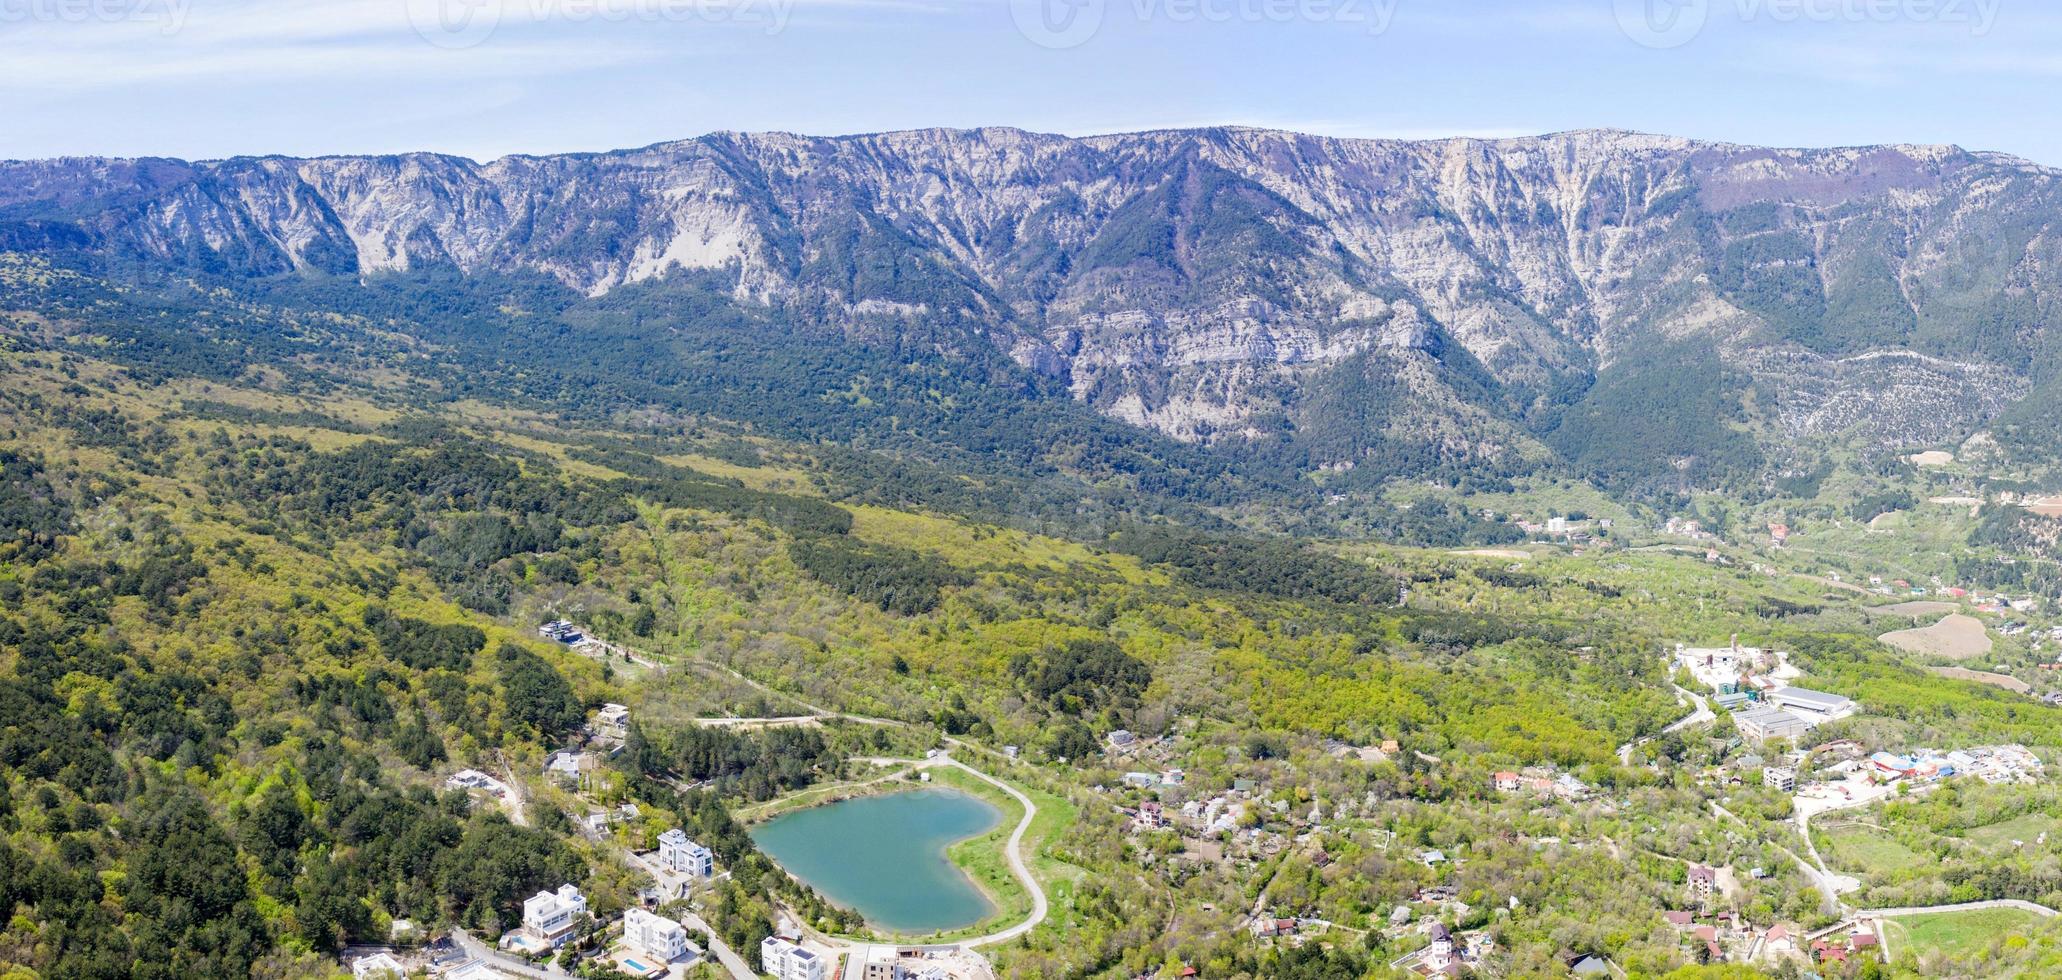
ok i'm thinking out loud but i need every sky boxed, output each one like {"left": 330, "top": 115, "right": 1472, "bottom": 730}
{"left": 1, "top": 0, "right": 2057, "bottom": 164}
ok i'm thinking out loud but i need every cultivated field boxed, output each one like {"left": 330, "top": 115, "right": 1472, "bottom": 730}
{"left": 1880, "top": 614, "right": 1994, "bottom": 660}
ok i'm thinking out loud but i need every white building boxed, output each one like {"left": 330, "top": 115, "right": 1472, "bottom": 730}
{"left": 544, "top": 750, "right": 590, "bottom": 784}
{"left": 852, "top": 945, "right": 909, "bottom": 980}
{"left": 522, "top": 883, "right": 588, "bottom": 947}
{"left": 1733, "top": 706, "right": 1816, "bottom": 742}
{"left": 622, "top": 908, "right": 689, "bottom": 962}
{"left": 596, "top": 702, "right": 631, "bottom": 734}
{"left": 761, "top": 937, "right": 828, "bottom": 980}
{"left": 1769, "top": 686, "right": 1856, "bottom": 721}
{"left": 1763, "top": 766, "right": 1797, "bottom": 791}
{"left": 657, "top": 828, "right": 715, "bottom": 877}
{"left": 351, "top": 953, "right": 407, "bottom": 980}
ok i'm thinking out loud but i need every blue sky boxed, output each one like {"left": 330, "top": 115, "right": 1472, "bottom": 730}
{"left": 2, "top": 0, "right": 2055, "bottom": 163}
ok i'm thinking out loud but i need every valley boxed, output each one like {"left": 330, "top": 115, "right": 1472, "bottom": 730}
{"left": 8, "top": 127, "right": 2062, "bottom": 980}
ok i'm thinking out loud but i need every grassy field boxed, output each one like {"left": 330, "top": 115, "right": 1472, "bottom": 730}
{"left": 1820, "top": 824, "right": 1930, "bottom": 876}
{"left": 1964, "top": 813, "right": 2062, "bottom": 849}
{"left": 914, "top": 765, "right": 1038, "bottom": 941}
{"left": 1883, "top": 907, "right": 2044, "bottom": 960}
{"left": 734, "top": 760, "right": 919, "bottom": 822}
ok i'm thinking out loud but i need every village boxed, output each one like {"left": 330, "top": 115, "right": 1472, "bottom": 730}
{"left": 339, "top": 626, "right": 1030, "bottom": 980}
{"left": 347, "top": 603, "right": 2062, "bottom": 980}
{"left": 1090, "top": 633, "right": 2054, "bottom": 978}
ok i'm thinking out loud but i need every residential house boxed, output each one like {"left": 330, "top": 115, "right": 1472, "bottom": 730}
{"left": 1427, "top": 922, "right": 1455, "bottom": 961}
{"left": 1811, "top": 939, "right": 1849, "bottom": 966}
{"left": 761, "top": 937, "right": 828, "bottom": 980}
{"left": 1687, "top": 865, "right": 1716, "bottom": 900}
{"left": 521, "top": 884, "right": 588, "bottom": 948}
{"left": 1763, "top": 766, "right": 1796, "bottom": 791}
{"left": 350, "top": 953, "right": 406, "bottom": 980}
{"left": 658, "top": 828, "right": 715, "bottom": 877}
{"left": 1253, "top": 918, "right": 1297, "bottom": 939}
{"left": 622, "top": 908, "right": 689, "bottom": 962}
{"left": 1493, "top": 771, "right": 1521, "bottom": 793}
{"left": 1134, "top": 801, "right": 1169, "bottom": 831}
{"left": 543, "top": 750, "right": 590, "bottom": 785}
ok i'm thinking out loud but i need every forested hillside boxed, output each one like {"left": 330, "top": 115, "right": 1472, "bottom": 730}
{"left": 11, "top": 126, "right": 2062, "bottom": 980}
{"left": 7, "top": 127, "right": 2062, "bottom": 503}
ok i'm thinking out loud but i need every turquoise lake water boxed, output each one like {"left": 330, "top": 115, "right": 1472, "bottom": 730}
{"left": 749, "top": 788, "right": 1000, "bottom": 934}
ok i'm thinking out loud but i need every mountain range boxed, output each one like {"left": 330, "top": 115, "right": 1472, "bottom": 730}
{"left": 6, "top": 126, "right": 2062, "bottom": 498}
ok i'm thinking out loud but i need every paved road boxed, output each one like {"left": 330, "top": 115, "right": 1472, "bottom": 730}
{"left": 1862, "top": 899, "right": 2059, "bottom": 918}
{"left": 938, "top": 756, "right": 1049, "bottom": 948}
{"left": 1665, "top": 686, "right": 1714, "bottom": 732}
{"left": 1711, "top": 800, "right": 1842, "bottom": 916}
{"left": 587, "top": 632, "right": 1050, "bottom": 953}
{"left": 681, "top": 912, "right": 758, "bottom": 980}
{"left": 452, "top": 929, "right": 562, "bottom": 980}
{"left": 1617, "top": 686, "right": 1713, "bottom": 764}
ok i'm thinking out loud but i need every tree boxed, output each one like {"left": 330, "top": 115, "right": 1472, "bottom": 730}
{"left": 496, "top": 645, "right": 582, "bottom": 738}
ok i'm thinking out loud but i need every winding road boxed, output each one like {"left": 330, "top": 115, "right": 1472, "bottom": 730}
{"left": 1618, "top": 686, "right": 1714, "bottom": 764}
{"left": 935, "top": 756, "right": 1049, "bottom": 948}
{"left": 576, "top": 631, "right": 1055, "bottom": 960}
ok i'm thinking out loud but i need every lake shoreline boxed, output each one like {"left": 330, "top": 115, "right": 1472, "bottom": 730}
{"left": 751, "top": 785, "right": 1004, "bottom": 938}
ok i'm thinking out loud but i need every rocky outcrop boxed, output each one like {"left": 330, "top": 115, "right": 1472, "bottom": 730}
{"left": 6, "top": 126, "right": 2060, "bottom": 469}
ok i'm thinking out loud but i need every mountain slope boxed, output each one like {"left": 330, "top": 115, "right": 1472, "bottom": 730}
{"left": 6, "top": 126, "right": 2062, "bottom": 492}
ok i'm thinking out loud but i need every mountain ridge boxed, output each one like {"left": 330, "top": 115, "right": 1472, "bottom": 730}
{"left": 6, "top": 124, "right": 2061, "bottom": 495}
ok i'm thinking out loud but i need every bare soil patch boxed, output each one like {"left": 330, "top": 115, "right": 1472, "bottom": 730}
{"left": 1928, "top": 666, "right": 2029, "bottom": 693}
{"left": 1879, "top": 614, "right": 1993, "bottom": 660}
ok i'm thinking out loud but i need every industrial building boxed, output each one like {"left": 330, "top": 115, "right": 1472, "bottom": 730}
{"left": 1732, "top": 706, "right": 1815, "bottom": 742}
{"left": 1769, "top": 687, "right": 1856, "bottom": 721}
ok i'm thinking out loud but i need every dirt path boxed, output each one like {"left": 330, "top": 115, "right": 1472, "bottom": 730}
{"left": 498, "top": 752, "right": 529, "bottom": 827}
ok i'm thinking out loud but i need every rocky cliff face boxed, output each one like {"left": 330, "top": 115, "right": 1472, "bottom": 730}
{"left": 6, "top": 126, "right": 2059, "bottom": 478}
